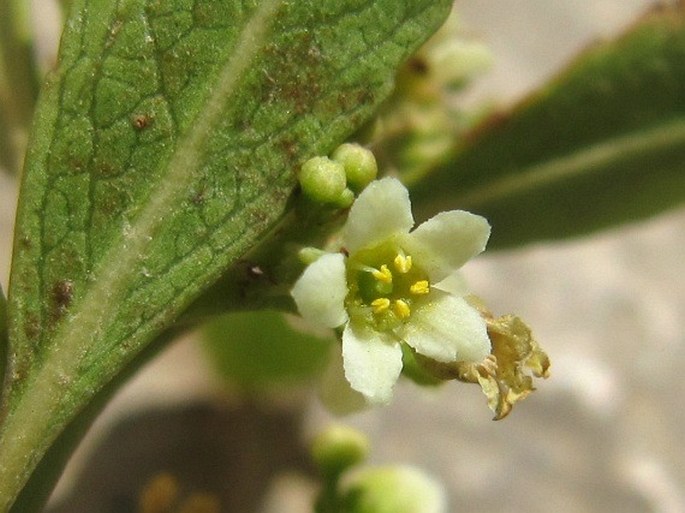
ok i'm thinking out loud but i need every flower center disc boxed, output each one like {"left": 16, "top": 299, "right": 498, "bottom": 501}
{"left": 346, "top": 242, "right": 430, "bottom": 331}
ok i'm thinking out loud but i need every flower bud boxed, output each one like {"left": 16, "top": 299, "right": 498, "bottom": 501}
{"left": 299, "top": 156, "right": 347, "bottom": 204}
{"left": 331, "top": 143, "right": 378, "bottom": 191}
{"left": 343, "top": 466, "right": 446, "bottom": 513}
{"left": 311, "top": 425, "right": 369, "bottom": 477}
{"left": 425, "top": 40, "right": 493, "bottom": 88}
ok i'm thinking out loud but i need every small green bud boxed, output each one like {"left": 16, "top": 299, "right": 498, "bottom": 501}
{"left": 331, "top": 143, "right": 378, "bottom": 191}
{"left": 344, "top": 466, "right": 446, "bottom": 513}
{"left": 311, "top": 425, "right": 370, "bottom": 477}
{"left": 299, "top": 156, "right": 347, "bottom": 204}
{"left": 335, "top": 188, "right": 355, "bottom": 208}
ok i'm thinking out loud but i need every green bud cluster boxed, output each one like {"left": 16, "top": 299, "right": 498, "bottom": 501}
{"left": 298, "top": 143, "right": 377, "bottom": 207}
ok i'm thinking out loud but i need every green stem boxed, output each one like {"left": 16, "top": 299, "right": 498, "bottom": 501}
{"left": 315, "top": 475, "right": 345, "bottom": 513}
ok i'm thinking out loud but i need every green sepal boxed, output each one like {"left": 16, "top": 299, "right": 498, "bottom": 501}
{"left": 400, "top": 344, "right": 442, "bottom": 387}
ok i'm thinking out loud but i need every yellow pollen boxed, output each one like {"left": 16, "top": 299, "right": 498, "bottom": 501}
{"left": 372, "top": 264, "right": 393, "bottom": 284}
{"left": 371, "top": 297, "right": 391, "bottom": 313}
{"left": 394, "top": 254, "right": 412, "bottom": 273}
{"left": 393, "top": 299, "right": 411, "bottom": 319}
{"left": 410, "top": 280, "right": 430, "bottom": 295}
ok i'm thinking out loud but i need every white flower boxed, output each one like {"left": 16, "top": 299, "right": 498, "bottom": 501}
{"left": 291, "top": 177, "right": 491, "bottom": 404}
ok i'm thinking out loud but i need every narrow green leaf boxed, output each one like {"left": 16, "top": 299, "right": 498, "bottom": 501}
{"left": 203, "top": 310, "right": 333, "bottom": 389}
{"left": 0, "top": 1, "right": 452, "bottom": 510}
{"left": 411, "top": 5, "right": 685, "bottom": 249}
{"left": 0, "top": 0, "right": 40, "bottom": 174}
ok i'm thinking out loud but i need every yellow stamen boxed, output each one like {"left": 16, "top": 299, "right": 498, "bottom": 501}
{"left": 371, "top": 297, "right": 391, "bottom": 313}
{"left": 393, "top": 299, "right": 411, "bottom": 319}
{"left": 394, "top": 254, "right": 412, "bottom": 274}
{"left": 372, "top": 264, "right": 393, "bottom": 284}
{"left": 410, "top": 280, "right": 430, "bottom": 295}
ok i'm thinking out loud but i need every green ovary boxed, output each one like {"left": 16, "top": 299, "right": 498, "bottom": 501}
{"left": 346, "top": 242, "right": 431, "bottom": 332}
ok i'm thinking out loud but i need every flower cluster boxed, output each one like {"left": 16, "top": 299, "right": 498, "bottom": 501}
{"left": 292, "top": 177, "right": 491, "bottom": 404}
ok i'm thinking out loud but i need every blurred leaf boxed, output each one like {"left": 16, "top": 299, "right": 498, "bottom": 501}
{"left": 411, "top": 5, "right": 685, "bottom": 249}
{"left": 0, "top": 1, "right": 452, "bottom": 511}
{"left": 0, "top": 0, "right": 41, "bottom": 174}
{"left": 204, "top": 310, "right": 333, "bottom": 389}
{"left": 0, "top": 104, "right": 14, "bottom": 173}
{"left": 0, "top": 285, "right": 6, "bottom": 389}
{"left": 58, "top": 0, "right": 73, "bottom": 18}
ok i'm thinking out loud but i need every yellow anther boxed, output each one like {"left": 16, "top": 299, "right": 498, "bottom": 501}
{"left": 371, "top": 298, "right": 391, "bottom": 313}
{"left": 371, "top": 264, "right": 393, "bottom": 284}
{"left": 393, "top": 299, "right": 411, "bottom": 319}
{"left": 410, "top": 280, "right": 430, "bottom": 295}
{"left": 394, "top": 254, "right": 412, "bottom": 273}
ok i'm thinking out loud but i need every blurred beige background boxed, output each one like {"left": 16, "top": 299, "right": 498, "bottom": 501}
{"left": 1, "top": 1, "right": 684, "bottom": 512}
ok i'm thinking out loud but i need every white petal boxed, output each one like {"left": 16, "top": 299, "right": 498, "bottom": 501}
{"left": 433, "top": 271, "right": 468, "bottom": 297}
{"left": 402, "top": 293, "right": 490, "bottom": 363}
{"left": 342, "top": 321, "right": 403, "bottom": 403}
{"left": 291, "top": 253, "right": 348, "bottom": 328}
{"left": 318, "top": 347, "right": 370, "bottom": 415}
{"left": 403, "top": 210, "right": 490, "bottom": 281}
{"left": 344, "top": 177, "right": 414, "bottom": 253}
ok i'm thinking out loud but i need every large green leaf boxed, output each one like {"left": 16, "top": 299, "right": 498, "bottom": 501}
{"left": 410, "top": 6, "right": 685, "bottom": 248}
{"left": 0, "top": 1, "right": 451, "bottom": 510}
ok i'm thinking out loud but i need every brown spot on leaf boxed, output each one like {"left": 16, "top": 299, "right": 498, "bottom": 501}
{"left": 24, "top": 312, "right": 41, "bottom": 342}
{"left": 95, "top": 160, "right": 118, "bottom": 177}
{"left": 131, "top": 113, "right": 153, "bottom": 130}
{"left": 50, "top": 279, "right": 75, "bottom": 324}
{"left": 189, "top": 182, "right": 207, "bottom": 205}
{"left": 53, "top": 279, "right": 75, "bottom": 308}
{"left": 261, "top": 32, "right": 326, "bottom": 115}
{"left": 278, "top": 136, "right": 299, "bottom": 164}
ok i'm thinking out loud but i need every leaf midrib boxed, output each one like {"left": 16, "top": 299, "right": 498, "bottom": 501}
{"left": 453, "top": 117, "right": 685, "bottom": 209}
